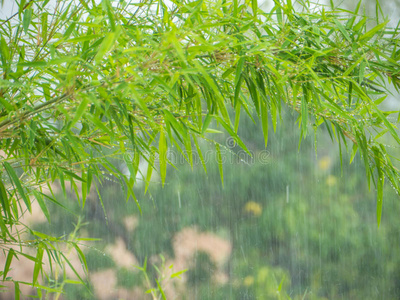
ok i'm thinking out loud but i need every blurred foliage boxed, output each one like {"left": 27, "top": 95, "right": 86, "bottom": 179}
{"left": 186, "top": 251, "right": 216, "bottom": 286}
{"left": 85, "top": 248, "right": 115, "bottom": 272}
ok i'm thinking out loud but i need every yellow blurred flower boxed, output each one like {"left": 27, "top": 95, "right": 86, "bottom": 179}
{"left": 326, "top": 175, "right": 337, "bottom": 186}
{"left": 244, "top": 201, "right": 262, "bottom": 217}
{"left": 243, "top": 276, "right": 254, "bottom": 287}
{"left": 318, "top": 156, "right": 332, "bottom": 171}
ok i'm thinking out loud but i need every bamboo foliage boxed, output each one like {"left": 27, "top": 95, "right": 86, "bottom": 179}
{"left": 0, "top": 0, "right": 400, "bottom": 295}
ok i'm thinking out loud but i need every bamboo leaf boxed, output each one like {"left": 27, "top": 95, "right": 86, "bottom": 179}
{"left": 33, "top": 245, "right": 44, "bottom": 284}
{"left": 373, "top": 147, "right": 384, "bottom": 227}
{"left": 70, "top": 96, "right": 89, "bottom": 128}
{"left": 73, "top": 244, "right": 88, "bottom": 273}
{"left": 359, "top": 20, "right": 388, "bottom": 42}
{"left": 193, "top": 136, "right": 207, "bottom": 174}
{"left": 260, "top": 100, "right": 269, "bottom": 148}
{"left": 0, "top": 179, "right": 10, "bottom": 219}
{"left": 3, "top": 249, "right": 14, "bottom": 281}
{"left": 23, "top": 8, "right": 32, "bottom": 34}
{"left": 171, "top": 269, "right": 187, "bottom": 278}
{"left": 0, "top": 36, "right": 9, "bottom": 63}
{"left": 4, "top": 162, "right": 31, "bottom": 213}
{"left": 202, "top": 114, "right": 212, "bottom": 134}
{"left": 156, "top": 279, "right": 167, "bottom": 300}
{"left": 145, "top": 150, "right": 155, "bottom": 194}
{"left": 214, "top": 116, "right": 251, "bottom": 155}
{"left": 234, "top": 57, "right": 246, "bottom": 107}
{"left": 94, "top": 32, "right": 116, "bottom": 64}
{"left": 159, "top": 130, "right": 167, "bottom": 187}
{"left": 15, "top": 282, "right": 20, "bottom": 300}
{"left": 252, "top": 0, "right": 258, "bottom": 18}
{"left": 102, "top": 0, "right": 116, "bottom": 31}
{"left": 334, "top": 19, "right": 352, "bottom": 42}
{"left": 66, "top": 34, "right": 101, "bottom": 43}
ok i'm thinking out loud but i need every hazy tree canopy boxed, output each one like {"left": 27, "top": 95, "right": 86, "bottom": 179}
{"left": 0, "top": 0, "right": 400, "bottom": 296}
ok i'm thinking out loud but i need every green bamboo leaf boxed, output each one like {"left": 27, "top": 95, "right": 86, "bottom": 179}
{"left": 78, "top": 0, "right": 90, "bottom": 10}
{"left": 62, "top": 169, "right": 86, "bottom": 182}
{"left": 0, "top": 180, "right": 10, "bottom": 219}
{"left": 70, "top": 96, "right": 89, "bottom": 128}
{"left": 373, "top": 147, "right": 384, "bottom": 227}
{"left": 353, "top": 16, "right": 367, "bottom": 32}
{"left": 153, "top": 76, "right": 179, "bottom": 99}
{"left": 343, "top": 55, "right": 365, "bottom": 77}
{"left": 163, "top": 110, "right": 187, "bottom": 139}
{"left": 214, "top": 116, "right": 251, "bottom": 155}
{"left": 93, "top": 181, "right": 108, "bottom": 222}
{"left": 233, "top": 0, "right": 238, "bottom": 17}
{"left": 41, "top": 13, "right": 48, "bottom": 42}
{"left": 252, "top": 0, "right": 257, "bottom": 18}
{"left": 17, "top": 61, "right": 47, "bottom": 68}
{"left": 171, "top": 268, "right": 187, "bottom": 278}
{"left": 0, "top": 36, "right": 9, "bottom": 63}
{"left": 358, "top": 60, "right": 366, "bottom": 84}
{"left": 102, "top": 0, "right": 116, "bottom": 31}
{"left": 59, "top": 253, "right": 85, "bottom": 283}
{"left": 193, "top": 136, "right": 207, "bottom": 174}
{"left": 184, "top": 133, "right": 193, "bottom": 168}
{"left": 274, "top": 1, "right": 283, "bottom": 25}
{"left": 30, "top": 283, "right": 62, "bottom": 293}
{"left": 215, "top": 143, "right": 223, "bottom": 187}
{"left": 205, "top": 128, "right": 223, "bottom": 134}
{"left": 94, "top": 32, "right": 115, "bottom": 64}
{"left": 88, "top": 114, "right": 113, "bottom": 137}
{"left": 123, "top": 176, "right": 142, "bottom": 214}
{"left": 333, "top": 19, "right": 352, "bottom": 42}
{"left": 3, "top": 249, "right": 14, "bottom": 281}
{"left": 14, "top": 282, "right": 20, "bottom": 300}
{"left": 374, "top": 128, "right": 389, "bottom": 140}
{"left": 81, "top": 171, "right": 87, "bottom": 207}
{"left": 73, "top": 244, "right": 88, "bottom": 273}
{"left": 350, "top": 143, "right": 358, "bottom": 164}
{"left": 235, "top": 57, "right": 245, "bottom": 88}
{"left": 202, "top": 114, "right": 212, "bottom": 134}
{"left": 66, "top": 34, "right": 101, "bottom": 43}
{"left": 156, "top": 279, "right": 167, "bottom": 300}
{"left": 18, "top": 0, "right": 26, "bottom": 17}
{"left": 372, "top": 104, "right": 400, "bottom": 144}
{"left": 63, "top": 22, "right": 76, "bottom": 39}
{"left": 0, "top": 96, "right": 14, "bottom": 113}
{"left": 244, "top": 75, "right": 259, "bottom": 117}
{"left": 260, "top": 100, "right": 269, "bottom": 148}
{"left": 234, "top": 102, "right": 241, "bottom": 133}
{"left": 359, "top": 20, "right": 388, "bottom": 42}
{"left": 4, "top": 162, "right": 31, "bottom": 213}
{"left": 32, "top": 231, "right": 56, "bottom": 241}
{"left": 159, "top": 130, "right": 167, "bottom": 187}
{"left": 144, "top": 151, "right": 155, "bottom": 194}
{"left": 234, "top": 76, "right": 244, "bottom": 108}
{"left": 33, "top": 245, "right": 44, "bottom": 284}
{"left": 0, "top": 213, "right": 10, "bottom": 239}
{"left": 23, "top": 8, "right": 32, "bottom": 34}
